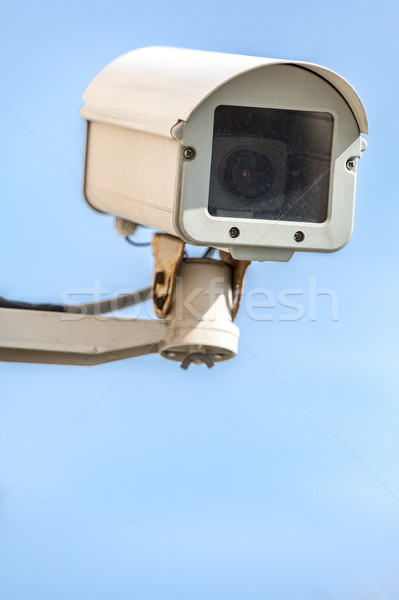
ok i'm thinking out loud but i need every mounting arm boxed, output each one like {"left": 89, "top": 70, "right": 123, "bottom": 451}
{"left": 0, "top": 235, "right": 250, "bottom": 368}
{"left": 0, "top": 308, "right": 166, "bottom": 366}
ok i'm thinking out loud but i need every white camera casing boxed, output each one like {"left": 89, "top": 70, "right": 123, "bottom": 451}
{"left": 80, "top": 46, "right": 367, "bottom": 261}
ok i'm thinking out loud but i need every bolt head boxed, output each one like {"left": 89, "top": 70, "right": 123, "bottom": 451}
{"left": 183, "top": 147, "right": 195, "bottom": 159}
{"left": 294, "top": 231, "right": 305, "bottom": 243}
{"left": 229, "top": 227, "right": 240, "bottom": 238}
{"left": 346, "top": 158, "right": 356, "bottom": 171}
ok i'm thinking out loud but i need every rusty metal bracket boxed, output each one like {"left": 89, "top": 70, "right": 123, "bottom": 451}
{"left": 151, "top": 234, "right": 185, "bottom": 318}
{"left": 151, "top": 235, "right": 250, "bottom": 320}
{"left": 219, "top": 250, "right": 251, "bottom": 320}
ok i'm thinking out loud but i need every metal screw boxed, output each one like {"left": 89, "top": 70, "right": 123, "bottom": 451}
{"left": 294, "top": 231, "right": 305, "bottom": 243}
{"left": 229, "top": 227, "right": 240, "bottom": 238}
{"left": 346, "top": 158, "right": 356, "bottom": 171}
{"left": 183, "top": 147, "right": 195, "bottom": 159}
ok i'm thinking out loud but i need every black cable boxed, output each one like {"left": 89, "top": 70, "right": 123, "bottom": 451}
{"left": 202, "top": 247, "right": 217, "bottom": 258}
{"left": 0, "top": 296, "right": 71, "bottom": 313}
{"left": 125, "top": 235, "right": 151, "bottom": 247}
{"left": 66, "top": 286, "right": 152, "bottom": 314}
{"left": 0, "top": 286, "right": 152, "bottom": 316}
{"left": 1, "top": 230, "right": 159, "bottom": 315}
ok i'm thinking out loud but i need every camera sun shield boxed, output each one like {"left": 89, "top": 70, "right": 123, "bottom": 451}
{"left": 80, "top": 46, "right": 367, "bottom": 262}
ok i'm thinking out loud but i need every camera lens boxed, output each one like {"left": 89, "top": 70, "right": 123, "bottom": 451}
{"left": 220, "top": 149, "right": 274, "bottom": 199}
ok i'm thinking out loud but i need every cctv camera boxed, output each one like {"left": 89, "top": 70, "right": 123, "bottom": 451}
{"left": 80, "top": 46, "right": 367, "bottom": 262}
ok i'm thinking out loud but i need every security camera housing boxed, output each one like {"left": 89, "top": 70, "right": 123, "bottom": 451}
{"left": 80, "top": 46, "right": 367, "bottom": 262}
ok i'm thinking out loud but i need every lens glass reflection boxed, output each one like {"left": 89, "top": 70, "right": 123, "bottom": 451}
{"left": 208, "top": 105, "right": 334, "bottom": 223}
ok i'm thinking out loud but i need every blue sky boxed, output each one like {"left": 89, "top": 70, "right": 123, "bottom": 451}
{"left": 1, "top": 1, "right": 399, "bottom": 598}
